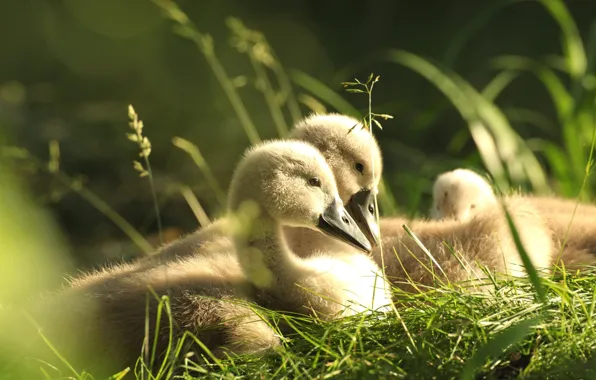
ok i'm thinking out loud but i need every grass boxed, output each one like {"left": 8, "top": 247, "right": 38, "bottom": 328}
{"left": 6, "top": 269, "right": 595, "bottom": 379}
{"left": 172, "top": 270, "right": 593, "bottom": 380}
{"left": 2, "top": 0, "right": 596, "bottom": 378}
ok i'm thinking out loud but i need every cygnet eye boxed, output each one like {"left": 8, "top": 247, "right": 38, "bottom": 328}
{"left": 470, "top": 204, "right": 476, "bottom": 209}
{"left": 354, "top": 162, "right": 364, "bottom": 174}
{"left": 308, "top": 177, "right": 321, "bottom": 187}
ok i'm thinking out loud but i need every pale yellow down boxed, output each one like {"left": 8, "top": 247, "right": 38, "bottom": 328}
{"left": 430, "top": 168, "right": 497, "bottom": 221}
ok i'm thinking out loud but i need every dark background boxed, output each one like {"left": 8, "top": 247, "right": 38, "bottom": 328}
{"left": 1, "top": 0, "right": 595, "bottom": 267}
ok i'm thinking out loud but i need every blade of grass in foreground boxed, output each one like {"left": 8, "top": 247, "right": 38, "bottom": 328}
{"left": 502, "top": 205, "right": 547, "bottom": 303}
{"left": 459, "top": 316, "right": 541, "bottom": 380}
{"left": 402, "top": 225, "right": 447, "bottom": 280}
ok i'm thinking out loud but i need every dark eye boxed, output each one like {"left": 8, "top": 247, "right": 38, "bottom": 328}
{"left": 368, "top": 203, "right": 375, "bottom": 214}
{"left": 308, "top": 177, "right": 321, "bottom": 187}
{"left": 354, "top": 162, "right": 364, "bottom": 174}
{"left": 470, "top": 204, "right": 476, "bottom": 209}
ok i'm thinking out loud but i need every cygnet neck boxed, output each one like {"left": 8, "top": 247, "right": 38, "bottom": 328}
{"left": 233, "top": 213, "right": 302, "bottom": 290}
{"left": 283, "top": 225, "right": 356, "bottom": 258}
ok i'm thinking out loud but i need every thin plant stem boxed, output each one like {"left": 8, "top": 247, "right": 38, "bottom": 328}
{"left": 143, "top": 152, "right": 163, "bottom": 245}
{"left": 153, "top": 0, "right": 261, "bottom": 145}
{"left": 343, "top": 74, "right": 405, "bottom": 347}
{"left": 366, "top": 78, "right": 388, "bottom": 295}
{"left": 172, "top": 137, "right": 227, "bottom": 208}
{"left": 180, "top": 185, "right": 211, "bottom": 227}
{"left": 201, "top": 43, "right": 261, "bottom": 144}
{"left": 365, "top": 77, "right": 399, "bottom": 318}
{"left": 23, "top": 313, "right": 81, "bottom": 379}
{"left": 272, "top": 63, "right": 303, "bottom": 124}
{"left": 127, "top": 105, "right": 163, "bottom": 246}
{"left": 226, "top": 17, "right": 301, "bottom": 127}
{"left": 249, "top": 52, "right": 289, "bottom": 137}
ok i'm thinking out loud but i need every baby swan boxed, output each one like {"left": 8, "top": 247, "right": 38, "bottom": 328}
{"left": 430, "top": 168, "right": 596, "bottom": 269}
{"left": 227, "top": 140, "right": 390, "bottom": 317}
{"left": 375, "top": 171, "right": 552, "bottom": 291}
{"left": 22, "top": 140, "right": 389, "bottom": 377}
{"left": 430, "top": 169, "right": 497, "bottom": 221}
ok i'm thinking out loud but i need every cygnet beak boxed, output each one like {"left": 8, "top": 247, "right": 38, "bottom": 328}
{"left": 317, "top": 198, "right": 372, "bottom": 253}
{"left": 346, "top": 189, "right": 381, "bottom": 247}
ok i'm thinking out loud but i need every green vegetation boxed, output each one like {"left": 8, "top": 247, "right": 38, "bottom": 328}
{"left": 1, "top": 0, "right": 596, "bottom": 378}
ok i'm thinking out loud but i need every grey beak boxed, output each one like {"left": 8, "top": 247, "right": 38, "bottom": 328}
{"left": 317, "top": 199, "right": 372, "bottom": 253}
{"left": 346, "top": 189, "right": 381, "bottom": 247}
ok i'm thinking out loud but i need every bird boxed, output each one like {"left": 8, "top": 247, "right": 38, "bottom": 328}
{"left": 430, "top": 168, "right": 497, "bottom": 222}
{"left": 376, "top": 199, "right": 552, "bottom": 291}
{"left": 429, "top": 168, "right": 596, "bottom": 270}
{"left": 368, "top": 171, "right": 552, "bottom": 291}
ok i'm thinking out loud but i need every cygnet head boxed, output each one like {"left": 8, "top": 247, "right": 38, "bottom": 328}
{"left": 430, "top": 168, "right": 497, "bottom": 221}
{"left": 290, "top": 113, "right": 383, "bottom": 246}
{"left": 228, "top": 140, "right": 372, "bottom": 253}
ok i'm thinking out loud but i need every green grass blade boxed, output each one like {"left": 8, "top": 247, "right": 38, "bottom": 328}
{"left": 402, "top": 225, "right": 447, "bottom": 280}
{"left": 384, "top": 50, "right": 506, "bottom": 189}
{"left": 172, "top": 136, "right": 227, "bottom": 208}
{"left": 539, "top": 0, "right": 587, "bottom": 79}
{"left": 385, "top": 50, "right": 550, "bottom": 192}
{"left": 502, "top": 205, "right": 547, "bottom": 303}
{"left": 460, "top": 316, "right": 540, "bottom": 380}
{"left": 481, "top": 70, "right": 520, "bottom": 101}
{"left": 491, "top": 55, "right": 574, "bottom": 119}
{"left": 451, "top": 71, "right": 550, "bottom": 192}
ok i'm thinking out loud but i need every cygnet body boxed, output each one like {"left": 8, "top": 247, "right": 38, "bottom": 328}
{"left": 429, "top": 168, "right": 596, "bottom": 270}
{"left": 371, "top": 169, "right": 552, "bottom": 290}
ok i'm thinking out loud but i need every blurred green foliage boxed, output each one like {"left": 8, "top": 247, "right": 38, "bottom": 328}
{"left": 0, "top": 0, "right": 595, "bottom": 268}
